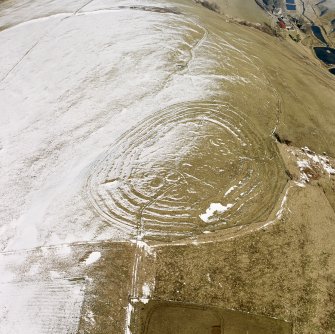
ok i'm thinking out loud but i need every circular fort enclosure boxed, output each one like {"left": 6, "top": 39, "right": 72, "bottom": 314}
{"left": 87, "top": 101, "right": 286, "bottom": 241}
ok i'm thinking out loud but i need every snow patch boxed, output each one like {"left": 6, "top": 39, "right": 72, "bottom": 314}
{"left": 84, "top": 310, "right": 96, "bottom": 325}
{"left": 130, "top": 238, "right": 154, "bottom": 256}
{"left": 139, "top": 282, "right": 151, "bottom": 304}
{"left": 262, "top": 186, "right": 291, "bottom": 228}
{"left": 319, "top": 155, "right": 335, "bottom": 175}
{"left": 206, "top": 273, "right": 211, "bottom": 283}
{"left": 295, "top": 147, "right": 335, "bottom": 186}
{"left": 0, "top": 280, "right": 84, "bottom": 334}
{"left": 84, "top": 251, "right": 101, "bottom": 266}
{"left": 297, "top": 159, "right": 311, "bottom": 185}
{"left": 199, "top": 203, "right": 234, "bottom": 222}
{"left": 56, "top": 244, "right": 72, "bottom": 257}
{"left": 224, "top": 185, "right": 237, "bottom": 196}
{"left": 125, "top": 303, "right": 133, "bottom": 334}
{"left": 302, "top": 147, "right": 335, "bottom": 175}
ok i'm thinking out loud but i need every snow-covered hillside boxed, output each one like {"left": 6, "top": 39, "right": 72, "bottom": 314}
{"left": 0, "top": 0, "right": 215, "bottom": 251}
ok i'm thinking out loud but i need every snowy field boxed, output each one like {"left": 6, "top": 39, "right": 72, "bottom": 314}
{"left": 0, "top": 280, "right": 85, "bottom": 334}
{"left": 0, "top": 0, "right": 214, "bottom": 251}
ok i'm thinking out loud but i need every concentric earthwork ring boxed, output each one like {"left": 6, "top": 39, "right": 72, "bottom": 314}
{"left": 87, "top": 101, "right": 285, "bottom": 241}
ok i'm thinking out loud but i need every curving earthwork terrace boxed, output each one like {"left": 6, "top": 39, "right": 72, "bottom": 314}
{"left": 86, "top": 101, "right": 285, "bottom": 242}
